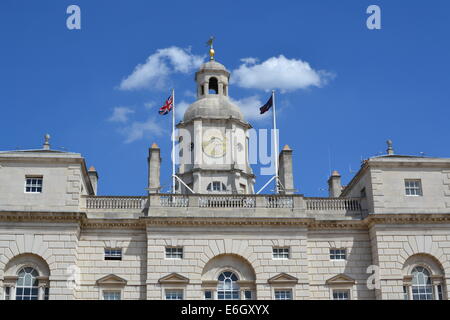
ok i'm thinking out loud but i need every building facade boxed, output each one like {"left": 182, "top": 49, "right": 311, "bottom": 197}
{"left": 1, "top": 57, "right": 450, "bottom": 300}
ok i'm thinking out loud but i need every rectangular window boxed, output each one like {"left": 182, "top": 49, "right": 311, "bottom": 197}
{"left": 25, "top": 176, "right": 43, "bottom": 193}
{"left": 103, "top": 291, "right": 121, "bottom": 300}
{"left": 165, "top": 246, "right": 183, "bottom": 259}
{"left": 272, "top": 247, "right": 290, "bottom": 259}
{"left": 274, "top": 290, "right": 292, "bottom": 300}
{"left": 5, "top": 287, "right": 10, "bottom": 300}
{"left": 104, "top": 248, "right": 122, "bottom": 261}
{"left": 165, "top": 290, "right": 183, "bottom": 300}
{"left": 405, "top": 179, "right": 422, "bottom": 196}
{"left": 204, "top": 290, "right": 213, "bottom": 300}
{"left": 244, "top": 290, "right": 253, "bottom": 300}
{"left": 212, "top": 181, "right": 221, "bottom": 191}
{"left": 330, "top": 248, "right": 346, "bottom": 260}
{"left": 437, "top": 285, "right": 443, "bottom": 300}
{"left": 332, "top": 290, "right": 350, "bottom": 300}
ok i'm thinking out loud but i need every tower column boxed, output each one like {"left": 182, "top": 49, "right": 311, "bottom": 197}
{"left": 278, "top": 145, "right": 295, "bottom": 194}
{"left": 148, "top": 143, "right": 161, "bottom": 194}
{"left": 328, "top": 170, "right": 342, "bottom": 198}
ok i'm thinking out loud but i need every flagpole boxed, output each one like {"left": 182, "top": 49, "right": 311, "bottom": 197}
{"left": 272, "top": 90, "right": 279, "bottom": 194}
{"left": 172, "top": 88, "right": 176, "bottom": 194}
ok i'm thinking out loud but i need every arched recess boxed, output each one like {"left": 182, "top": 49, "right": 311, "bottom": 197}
{"left": 208, "top": 77, "right": 219, "bottom": 94}
{"left": 3, "top": 253, "right": 51, "bottom": 300}
{"left": 201, "top": 254, "right": 256, "bottom": 300}
{"left": 402, "top": 253, "right": 447, "bottom": 300}
{"left": 4, "top": 253, "right": 50, "bottom": 277}
{"left": 196, "top": 239, "right": 261, "bottom": 276}
{"left": 396, "top": 235, "right": 449, "bottom": 271}
{"left": 0, "top": 234, "right": 57, "bottom": 278}
{"left": 202, "top": 254, "right": 256, "bottom": 282}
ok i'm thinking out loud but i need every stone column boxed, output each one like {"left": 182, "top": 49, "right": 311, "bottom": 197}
{"left": 328, "top": 170, "right": 342, "bottom": 198}
{"left": 38, "top": 285, "right": 45, "bottom": 300}
{"left": 278, "top": 145, "right": 295, "bottom": 194}
{"left": 148, "top": 143, "right": 161, "bottom": 194}
{"left": 88, "top": 166, "right": 99, "bottom": 195}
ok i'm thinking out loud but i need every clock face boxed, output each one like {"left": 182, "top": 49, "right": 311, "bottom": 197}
{"left": 202, "top": 128, "right": 227, "bottom": 158}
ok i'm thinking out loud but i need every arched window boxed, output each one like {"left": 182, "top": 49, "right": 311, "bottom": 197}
{"left": 411, "top": 266, "right": 433, "bottom": 300}
{"left": 207, "top": 181, "right": 227, "bottom": 192}
{"left": 217, "top": 271, "right": 240, "bottom": 300}
{"left": 16, "top": 267, "right": 39, "bottom": 300}
{"left": 208, "top": 77, "right": 218, "bottom": 94}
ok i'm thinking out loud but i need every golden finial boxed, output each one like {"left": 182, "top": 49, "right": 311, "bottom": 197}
{"left": 206, "top": 36, "right": 215, "bottom": 60}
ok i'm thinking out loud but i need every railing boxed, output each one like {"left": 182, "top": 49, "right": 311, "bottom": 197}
{"left": 305, "top": 198, "right": 361, "bottom": 211}
{"left": 265, "top": 196, "right": 293, "bottom": 208}
{"left": 84, "top": 195, "right": 363, "bottom": 214}
{"left": 85, "top": 196, "right": 146, "bottom": 209}
{"left": 198, "top": 195, "right": 256, "bottom": 208}
{"left": 160, "top": 195, "right": 189, "bottom": 207}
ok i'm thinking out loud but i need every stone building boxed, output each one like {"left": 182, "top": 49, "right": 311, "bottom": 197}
{"left": 1, "top": 55, "right": 450, "bottom": 300}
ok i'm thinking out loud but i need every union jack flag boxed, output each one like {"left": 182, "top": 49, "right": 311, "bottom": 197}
{"left": 159, "top": 95, "right": 173, "bottom": 115}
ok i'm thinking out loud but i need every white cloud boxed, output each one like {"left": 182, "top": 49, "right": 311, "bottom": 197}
{"left": 119, "top": 47, "right": 205, "bottom": 91}
{"left": 232, "top": 55, "right": 333, "bottom": 92}
{"left": 183, "top": 90, "right": 197, "bottom": 98}
{"left": 240, "top": 57, "right": 259, "bottom": 65}
{"left": 120, "top": 117, "right": 166, "bottom": 143}
{"left": 230, "top": 96, "right": 270, "bottom": 121}
{"left": 175, "top": 100, "right": 191, "bottom": 121}
{"left": 108, "top": 107, "right": 135, "bottom": 123}
{"left": 144, "top": 101, "right": 155, "bottom": 109}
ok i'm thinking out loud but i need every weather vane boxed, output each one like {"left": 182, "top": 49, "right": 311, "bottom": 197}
{"left": 206, "top": 36, "right": 215, "bottom": 60}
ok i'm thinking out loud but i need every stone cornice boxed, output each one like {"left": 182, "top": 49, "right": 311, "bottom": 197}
{"left": 0, "top": 211, "right": 84, "bottom": 223}
{"left": 142, "top": 216, "right": 314, "bottom": 227}
{"left": 366, "top": 214, "right": 450, "bottom": 227}
{"left": 2, "top": 210, "right": 450, "bottom": 230}
{"left": 177, "top": 117, "right": 252, "bottom": 130}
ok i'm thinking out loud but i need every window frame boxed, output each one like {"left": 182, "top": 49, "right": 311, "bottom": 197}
{"left": 332, "top": 289, "right": 350, "bottom": 300}
{"left": 217, "top": 271, "right": 240, "bottom": 300}
{"left": 272, "top": 247, "right": 290, "bottom": 260}
{"left": 405, "top": 179, "right": 423, "bottom": 196}
{"left": 165, "top": 246, "right": 183, "bottom": 259}
{"left": 274, "top": 289, "right": 293, "bottom": 300}
{"left": 102, "top": 290, "right": 121, "bottom": 300}
{"left": 330, "top": 248, "right": 347, "bottom": 261}
{"left": 165, "top": 289, "right": 184, "bottom": 300}
{"left": 207, "top": 181, "right": 227, "bottom": 192}
{"left": 24, "top": 176, "right": 43, "bottom": 193}
{"left": 15, "top": 267, "right": 40, "bottom": 300}
{"left": 104, "top": 248, "right": 122, "bottom": 261}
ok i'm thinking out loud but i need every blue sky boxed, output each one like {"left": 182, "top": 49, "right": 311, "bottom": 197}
{"left": 1, "top": 1, "right": 449, "bottom": 196}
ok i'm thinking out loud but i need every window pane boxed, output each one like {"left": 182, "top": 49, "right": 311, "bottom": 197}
{"left": 15, "top": 267, "right": 40, "bottom": 300}
{"left": 411, "top": 267, "right": 433, "bottom": 300}
{"left": 217, "top": 271, "right": 240, "bottom": 300}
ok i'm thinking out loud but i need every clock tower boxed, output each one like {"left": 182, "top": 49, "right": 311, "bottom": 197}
{"left": 176, "top": 48, "right": 255, "bottom": 194}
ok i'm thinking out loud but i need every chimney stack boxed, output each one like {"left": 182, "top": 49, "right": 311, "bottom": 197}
{"left": 278, "top": 145, "right": 295, "bottom": 194}
{"left": 148, "top": 143, "right": 161, "bottom": 194}
{"left": 386, "top": 139, "right": 394, "bottom": 155}
{"left": 88, "top": 166, "right": 99, "bottom": 195}
{"left": 43, "top": 134, "right": 51, "bottom": 150}
{"left": 328, "top": 170, "right": 342, "bottom": 198}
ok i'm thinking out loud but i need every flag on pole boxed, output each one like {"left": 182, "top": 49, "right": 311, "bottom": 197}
{"left": 259, "top": 95, "right": 273, "bottom": 114}
{"left": 159, "top": 95, "right": 173, "bottom": 115}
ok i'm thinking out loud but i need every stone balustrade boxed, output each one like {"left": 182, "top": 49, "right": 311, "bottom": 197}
{"left": 85, "top": 196, "right": 147, "bottom": 210}
{"left": 305, "top": 197, "right": 361, "bottom": 212}
{"left": 82, "top": 194, "right": 363, "bottom": 216}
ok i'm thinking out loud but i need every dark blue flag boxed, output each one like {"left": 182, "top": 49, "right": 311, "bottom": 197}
{"left": 259, "top": 95, "right": 273, "bottom": 114}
